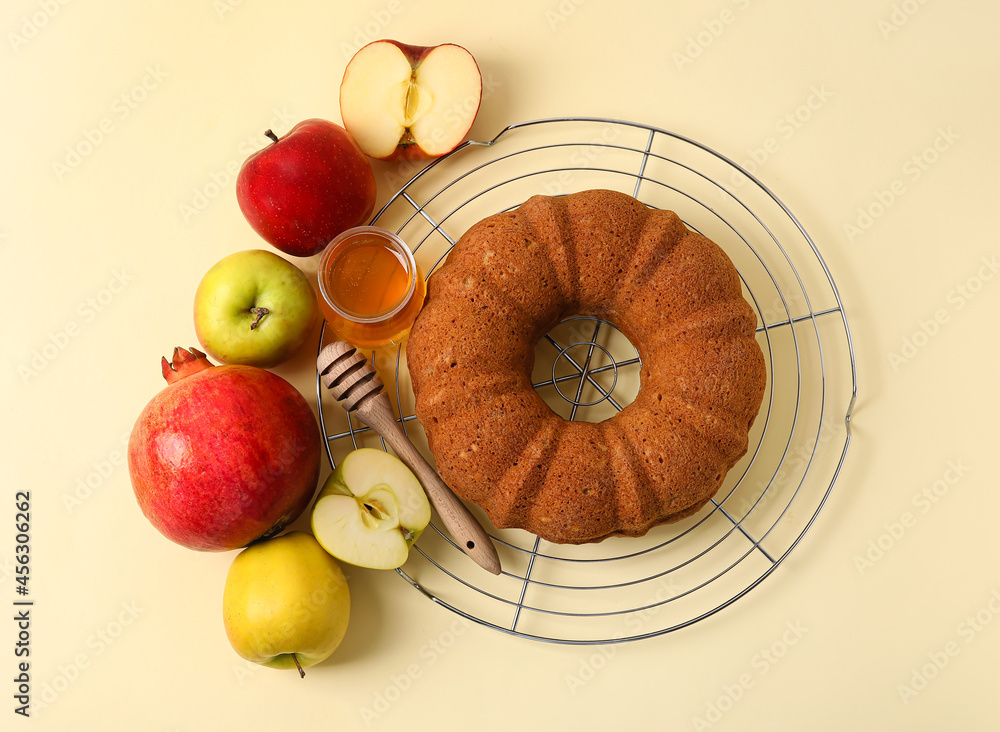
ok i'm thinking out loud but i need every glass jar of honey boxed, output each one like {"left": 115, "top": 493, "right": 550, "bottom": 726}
{"left": 317, "top": 226, "right": 426, "bottom": 348}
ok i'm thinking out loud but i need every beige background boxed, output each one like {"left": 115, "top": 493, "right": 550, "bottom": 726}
{"left": 3, "top": 0, "right": 998, "bottom": 730}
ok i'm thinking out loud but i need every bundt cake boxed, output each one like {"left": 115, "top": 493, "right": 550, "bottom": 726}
{"left": 406, "top": 189, "right": 767, "bottom": 545}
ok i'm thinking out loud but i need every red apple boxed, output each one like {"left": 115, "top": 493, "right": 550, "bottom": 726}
{"left": 127, "top": 347, "right": 322, "bottom": 551}
{"left": 236, "top": 118, "right": 377, "bottom": 257}
{"left": 340, "top": 40, "right": 482, "bottom": 161}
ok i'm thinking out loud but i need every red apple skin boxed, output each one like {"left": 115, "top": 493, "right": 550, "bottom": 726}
{"left": 381, "top": 39, "right": 435, "bottom": 65}
{"left": 236, "top": 119, "right": 376, "bottom": 257}
{"left": 128, "top": 348, "right": 321, "bottom": 551}
{"left": 341, "top": 40, "right": 482, "bottom": 162}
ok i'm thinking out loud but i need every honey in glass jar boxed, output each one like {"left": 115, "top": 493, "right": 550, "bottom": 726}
{"left": 317, "top": 226, "right": 426, "bottom": 348}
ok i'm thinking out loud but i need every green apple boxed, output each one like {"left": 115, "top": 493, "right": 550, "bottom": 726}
{"left": 194, "top": 249, "right": 318, "bottom": 367}
{"left": 222, "top": 531, "right": 350, "bottom": 676}
{"left": 311, "top": 448, "right": 431, "bottom": 570}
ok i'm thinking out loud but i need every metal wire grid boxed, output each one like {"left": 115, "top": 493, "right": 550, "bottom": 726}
{"left": 316, "top": 117, "right": 857, "bottom": 644}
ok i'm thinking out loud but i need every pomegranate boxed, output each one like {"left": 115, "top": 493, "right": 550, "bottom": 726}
{"left": 128, "top": 347, "right": 321, "bottom": 551}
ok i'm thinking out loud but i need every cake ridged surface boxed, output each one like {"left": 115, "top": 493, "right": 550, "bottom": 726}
{"left": 407, "top": 189, "right": 767, "bottom": 544}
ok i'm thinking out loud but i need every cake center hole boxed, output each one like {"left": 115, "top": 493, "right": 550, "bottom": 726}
{"left": 551, "top": 342, "right": 618, "bottom": 407}
{"left": 532, "top": 317, "right": 640, "bottom": 421}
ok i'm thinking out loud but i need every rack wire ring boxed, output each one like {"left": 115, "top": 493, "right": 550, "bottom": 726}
{"left": 316, "top": 117, "right": 858, "bottom": 645}
{"left": 550, "top": 340, "right": 619, "bottom": 408}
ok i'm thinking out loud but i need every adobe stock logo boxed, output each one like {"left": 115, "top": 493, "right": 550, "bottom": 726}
{"left": 729, "top": 85, "right": 833, "bottom": 189}
{"left": 852, "top": 459, "right": 969, "bottom": 575}
{"left": 672, "top": 0, "right": 752, "bottom": 70}
{"left": 546, "top": 0, "right": 588, "bottom": 30}
{"left": 843, "top": 126, "right": 960, "bottom": 243}
{"left": 338, "top": 1, "right": 404, "bottom": 61}
{"left": 691, "top": 619, "right": 809, "bottom": 730}
{"left": 8, "top": 0, "right": 73, "bottom": 52}
{"left": 33, "top": 601, "right": 144, "bottom": 712}
{"left": 62, "top": 429, "right": 132, "bottom": 513}
{"left": 52, "top": 65, "right": 168, "bottom": 181}
{"left": 887, "top": 256, "right": 998, "bottom": 371}
{"left": 18, "top": 269, "right": 137, "bottom": 383}
{"left": 358, "top": 617, "right": 472, "bottom": 726}
{"left": 897, "top": 587, "right": 1000, "bottom": 705}
{"left": 877, "top": 0, "right": 930, "bottom": 39}
{"left": 563, "top": 577, "right": 680, "bottom": 696}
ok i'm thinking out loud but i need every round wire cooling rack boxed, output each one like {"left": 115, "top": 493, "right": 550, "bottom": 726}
{"left": 316, "top": 117, "right": 858, "bottom": 645}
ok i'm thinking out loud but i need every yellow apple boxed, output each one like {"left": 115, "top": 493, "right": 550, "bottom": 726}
{"left": 222, "top": 531, "right": 350, "bottom": 676}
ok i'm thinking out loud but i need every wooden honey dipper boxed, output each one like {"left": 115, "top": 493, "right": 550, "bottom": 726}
{"left": 317, "top": 341, "right": 502, "bottom": 575}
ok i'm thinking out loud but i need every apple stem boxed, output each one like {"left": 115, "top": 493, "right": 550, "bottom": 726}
{"left": 292, "top": 653, "right": 305, "bottom": 678}
{"left": 249, "top": 306, "right": 270, "bottom": 330}
{"left": 264, "top": 129, "right": 279, "bottom": 144}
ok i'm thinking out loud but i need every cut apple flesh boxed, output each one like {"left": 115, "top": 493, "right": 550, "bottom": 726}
{"left": 342, "top": 43, "right": 413, "bottom": 158}
{"left": 341, "top": 41, "right": 482, "bottom": 159}
{"left": 409, "top": 47, "right": 480, "bottom": 155}
{"left": 312, "top": 488, "right": 409, "bottom": 570}
{"left": 311, "top": 448, "right": 431, "bottom": 570}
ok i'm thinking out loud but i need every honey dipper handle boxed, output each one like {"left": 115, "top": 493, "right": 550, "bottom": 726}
{"left": 358, "top": 391, "right": 502, "bottom": 575}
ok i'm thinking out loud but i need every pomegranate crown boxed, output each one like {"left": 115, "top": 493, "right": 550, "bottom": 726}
{"left": 161, "top": 346, "right": 215, "bottom": 384}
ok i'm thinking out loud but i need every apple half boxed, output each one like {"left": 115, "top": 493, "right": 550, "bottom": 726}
{"left": 340, "top": 40, "right": 482, "bottom": 160}
{"left": 312, "top": 448, "right": 431, "bottom": 570}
